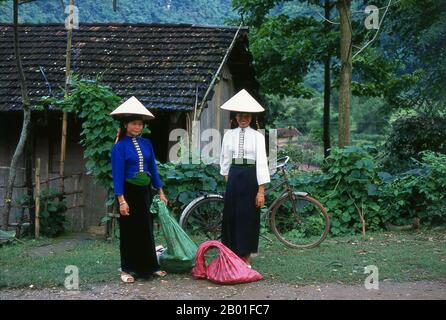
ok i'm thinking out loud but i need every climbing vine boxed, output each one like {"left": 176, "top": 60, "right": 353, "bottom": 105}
{"left": 39, "top": 76, "right": 121, "bottom": 203}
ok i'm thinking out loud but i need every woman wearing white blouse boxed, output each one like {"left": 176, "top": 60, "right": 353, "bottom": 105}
{"left": 219, "top": 90, "right": 271, "bottom": 267}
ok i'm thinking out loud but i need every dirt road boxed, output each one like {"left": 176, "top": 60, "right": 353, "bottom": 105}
{"left": 1, "top": 278, "right": 445, "bottom": 300}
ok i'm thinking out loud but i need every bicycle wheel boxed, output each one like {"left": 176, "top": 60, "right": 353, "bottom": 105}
{"left": 270, "top": 192, "right": 329, "bottom": 249}
{"left": 179, "top": 195, "right": 224, "bottom": 244}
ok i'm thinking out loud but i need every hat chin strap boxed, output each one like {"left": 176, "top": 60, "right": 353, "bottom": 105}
{"left": 114, "top": 128, "right": 121, "bottom": 144}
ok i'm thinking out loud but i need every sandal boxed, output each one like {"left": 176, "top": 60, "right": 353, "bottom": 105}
{"left": 153, "top": 270, "right": 167, "bottom": 277}
{"left": 120, "top": 272, "right": 135, "bottom": 283}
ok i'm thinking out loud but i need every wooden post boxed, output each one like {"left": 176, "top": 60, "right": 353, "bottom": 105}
{"left": 45, "top": 159, "right": 49, "bottom": 190}
{"left": 79, "top": 175, "right": 84, "bottom": 231}
{"left": 214, "top": 82, "right": 221, "bottom": 133}
{"left": 60, "top": 0, "right": 74, "bottom": 194}
{"left": 73, "top": 174, "right": 84, "bottom": 230}
{"left": 35, "top": 158, "right": 41, "bottom": 238}
{"left": 60, "top": 112, "right": 67, "bottom": 194}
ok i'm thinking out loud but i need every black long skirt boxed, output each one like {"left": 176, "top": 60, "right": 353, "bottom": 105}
{"left": 118, "top": 181, "right": 160, "bottom": 278}
{"left": 221, "top": 165, "right": 260, "bottom": 257}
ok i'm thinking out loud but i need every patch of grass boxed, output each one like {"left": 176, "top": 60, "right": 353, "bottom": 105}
{"left": 1, "top": 230, "right": 445, "bottom": 289}
{"left": 0, "top": 238, "right": 120, "bottom": 289}
{"left": 255, "top": 230, "right": 446, "bottom": 285}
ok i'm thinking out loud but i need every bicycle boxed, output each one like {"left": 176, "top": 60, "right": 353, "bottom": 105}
{"left": 179, "top": 156, "right": 330, "bottom": 249}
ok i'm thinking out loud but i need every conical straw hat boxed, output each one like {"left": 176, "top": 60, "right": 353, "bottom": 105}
{"left": 220, "top": 89, "right": 264, "bottom": 113}
{"left": 110, "top": 96, "right": 155, "bottom": 121}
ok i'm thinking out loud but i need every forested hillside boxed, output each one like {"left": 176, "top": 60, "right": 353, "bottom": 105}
{"left": 0, "top": 0, "right": 237, "bottom": 25}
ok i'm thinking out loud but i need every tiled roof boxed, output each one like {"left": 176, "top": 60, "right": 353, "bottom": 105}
{"left": 0, "top": 23, "right": 249, "bottom": 112}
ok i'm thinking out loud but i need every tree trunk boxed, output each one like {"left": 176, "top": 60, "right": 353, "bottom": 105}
{"left": 2, "top": 0, "right": 32, "bottom": 230}
{"left": 323, "top": 56, "right": 331, "bottom": 156}
{"left": 323, "top": 0, "right": 332, "bottom": 157}
{"left": 336, "top": 0, "right": 352, "bottom": 148}
{"left": 25, "top": 118, "right": 35, "bottom": 235}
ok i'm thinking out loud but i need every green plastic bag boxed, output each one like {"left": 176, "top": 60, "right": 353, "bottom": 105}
{"left": 150, "top": 196, "right": 198, "bottom": 273}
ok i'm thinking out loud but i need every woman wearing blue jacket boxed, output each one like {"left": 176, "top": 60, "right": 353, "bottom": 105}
{"left": 110, "top": 96, "right": 168, "bottom": 283}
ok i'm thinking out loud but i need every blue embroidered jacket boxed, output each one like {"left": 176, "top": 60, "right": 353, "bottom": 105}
{"left": 111, "top": 135, "right": 163, "bottom": 195}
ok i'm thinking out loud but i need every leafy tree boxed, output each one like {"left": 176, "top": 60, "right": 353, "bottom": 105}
{"left": 383, "top": 0, "right": 446, "bottom": 104}
{"left": 2, "top": 0, "right": 32, "bottom": 230}
{"left": 233, "top": 0, "right": 362, "bottom": 150}
{"left": 247, "top": 14, "right": 321, "bottom": 98}
{"left": 233, "top": 0, "right": 339, "bottom": 155}
{"left": 351, "top": 47, "right": 421, "bottom": 109}
{"left": 264, "top": 94, "right": 323, "bottom": 134}
{"left": 232, "top": 0, "right": 424, "bottom": 150}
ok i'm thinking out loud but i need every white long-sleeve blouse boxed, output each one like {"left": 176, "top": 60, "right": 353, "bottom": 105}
{"left": 219, "top": 126, "right": 271, "bottom": 185}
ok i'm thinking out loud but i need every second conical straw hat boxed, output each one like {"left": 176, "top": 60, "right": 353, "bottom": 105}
{"left": 220, "top": 89, "right": 265, "bottom": 113}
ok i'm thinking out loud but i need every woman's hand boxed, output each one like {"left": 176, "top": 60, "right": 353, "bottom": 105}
{"left": 119, "top": 202, "right": 130, "bottom": 216}
{"left": 256, "top": 185, "right": 265, "bottom": 208}
{"left": 256, "top": 193, "right": 265, "bottom": 208}
{"left": 159, "top": 188, "right": 169, "bottom": 205}
{"left": 160, "top": 194, "right": 169, "bottom": 205}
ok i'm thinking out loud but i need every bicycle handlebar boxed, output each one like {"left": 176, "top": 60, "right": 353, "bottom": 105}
{"left": 276, "top": 156, "right": 290, "bottom": 169}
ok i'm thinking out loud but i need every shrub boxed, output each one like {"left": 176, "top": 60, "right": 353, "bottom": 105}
{"left": 320, "top": 146, "right": 382, "bottom": 235}
{"left": 157, "top": 161, "right": 226, "bottom": 217}
{"left": 38, "top": 189, "right": 69, "bottom": 237}
{"left": 383, "top": 110, "right": 446, "bottom": 172}
{"left": 379, "top": 151, "right": 446, "bottom": 226}
{"left": 160, "top": 148, "right": 446, "bottom": 236}
{"left": 287, "top": 146, "right": 383, "bottom": 236}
